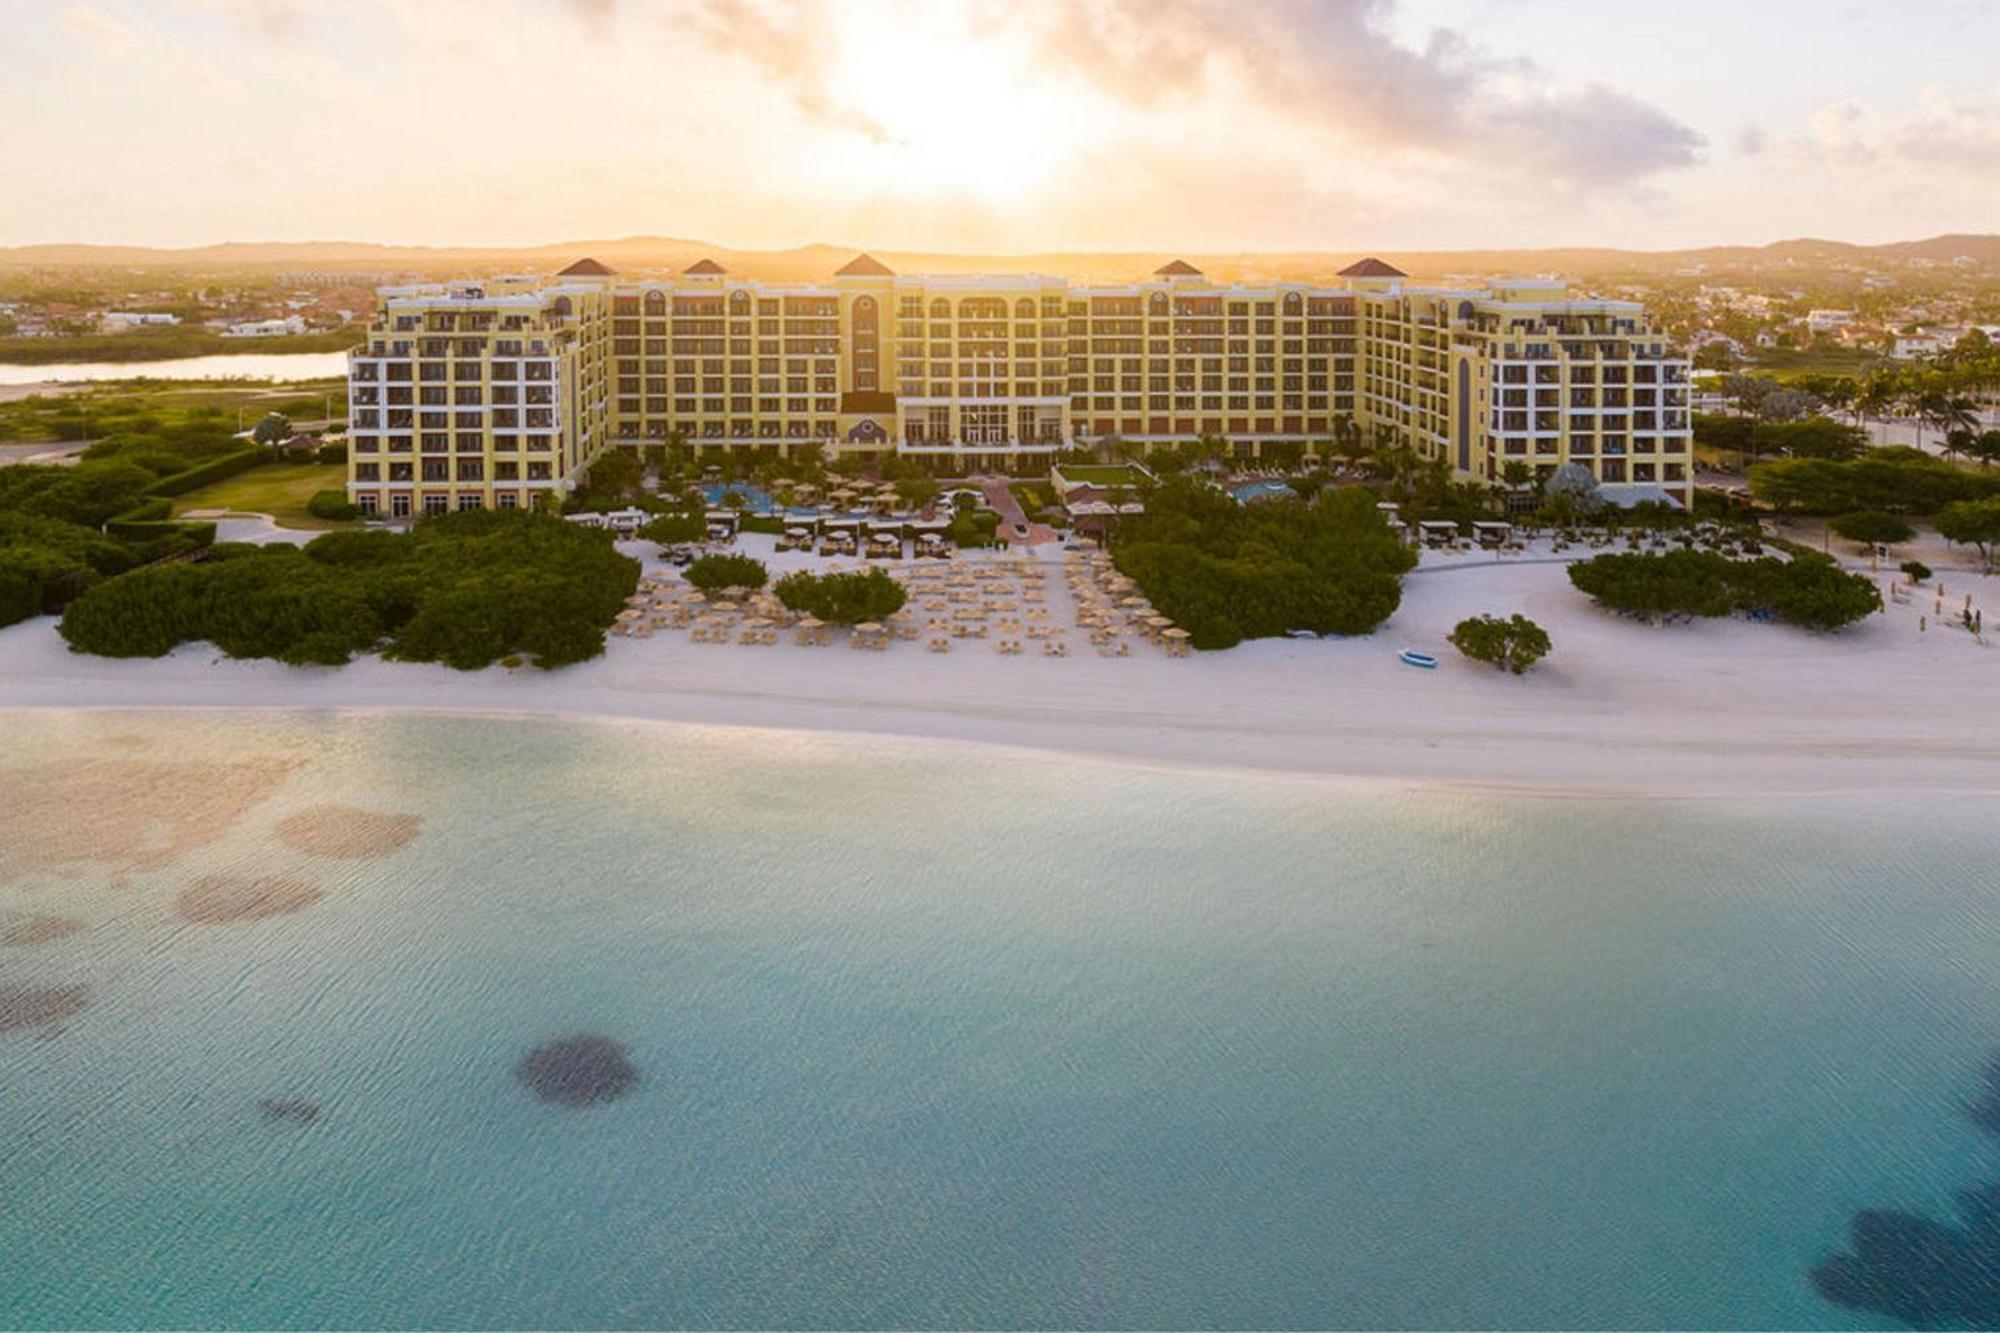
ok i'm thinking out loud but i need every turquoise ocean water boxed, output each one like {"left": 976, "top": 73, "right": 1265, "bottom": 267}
{"left": 1, "top": 710, "right": 1996, "bottom": 1329}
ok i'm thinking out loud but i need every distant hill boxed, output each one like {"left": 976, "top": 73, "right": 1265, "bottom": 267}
{"left": 1, "top": 233, "right": 1993, "bottom": 281}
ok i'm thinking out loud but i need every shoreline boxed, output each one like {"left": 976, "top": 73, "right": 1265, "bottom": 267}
{"left": 3, "top": 533, "right": 1996, "bottom": 798}
{"left": 4, "top": 697, "right": 1988, "bottom": 806}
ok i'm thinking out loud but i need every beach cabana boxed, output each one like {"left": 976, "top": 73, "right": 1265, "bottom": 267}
{"left": 1417, "top": 520, "right": 1461, "bottom": 549}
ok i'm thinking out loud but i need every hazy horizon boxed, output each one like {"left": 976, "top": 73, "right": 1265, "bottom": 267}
{"left": 3, "top": 1, "right": 1997, "bottom": 254}
{"left": 3, "top": 227, "right": 1996, "bottom": 260}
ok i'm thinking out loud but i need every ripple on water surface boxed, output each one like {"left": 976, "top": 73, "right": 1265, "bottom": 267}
{"left": 0, "top": 709, "right": 1996, "bottom": 1330}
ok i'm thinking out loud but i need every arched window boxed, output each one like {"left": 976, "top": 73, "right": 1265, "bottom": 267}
{"left": 729, "top": 290, "right": 749, "bottom": 311}
{"left": 551, "top": 296, "right": 572, "bottom": 318}
{"left": 644, "top": 290, "right": 665, "bottom": 314}
{"left": 1283, "top": 291, "right": 1302, "bottom": 313}
{"left": 1148, "top": 292, "right": 1168, "bottom": 315}
{"left": 1457, "top": 301, "right": 1476, "bottom": 322}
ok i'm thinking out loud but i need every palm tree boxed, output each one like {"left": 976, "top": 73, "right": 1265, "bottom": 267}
{"left": 1914, "top": 380, "right": 1978, "bottom": 455}
{"left": 1855, "top": 370, "right": 1900, "bottom": 444}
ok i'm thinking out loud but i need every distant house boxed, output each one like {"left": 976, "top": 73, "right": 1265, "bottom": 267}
{"left": 1806, "top": 308, "right": 1855, "bottom": 334}
{"left": 1892, "top": 332, "right": 1946, "bottom": 360}
{"left": 99, "top": 311, "right": 180, "bottom": 330}
{"left": 223, "top": 316, "right": 307, "bottom": 338}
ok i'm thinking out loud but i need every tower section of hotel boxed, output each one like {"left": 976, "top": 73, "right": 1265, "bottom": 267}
{"left": 1347, "top": 261, "right": 1693, "bottom": 507}
{"left": 345, "top": 258, "right": 614, "bottom": 518}
{"left": 1067, "top": 260, "right": 1359, "bottom": 453}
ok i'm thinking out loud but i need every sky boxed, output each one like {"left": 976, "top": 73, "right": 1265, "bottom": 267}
{"left": 2, "top": 0, "right": 1997, "bottom": 254}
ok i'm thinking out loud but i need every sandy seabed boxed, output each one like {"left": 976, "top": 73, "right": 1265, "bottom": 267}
{"left": 0, "top": 529, "right": 1995, "bottom": 800}
{"left": 274, "top": 806, "right": 424, "bottom": 860}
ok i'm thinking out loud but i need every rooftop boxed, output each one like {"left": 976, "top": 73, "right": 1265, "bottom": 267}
{"left": 1337, "top": 257, "right": 1407, "bottom": 278}
{"left": 835, "top": 253, "right": 895, "bottom": 277}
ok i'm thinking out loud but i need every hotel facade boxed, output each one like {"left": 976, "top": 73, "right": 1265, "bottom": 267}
{"left": 345, "top": 254, "right": 1693, "bottom": 516}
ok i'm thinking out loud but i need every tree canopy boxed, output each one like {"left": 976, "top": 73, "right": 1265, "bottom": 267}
{"left": 1932, "top": 498, "right": 2000, "bottom": 570}
{"left": 58, "top": 509, "right": 638, "bottom": 669}
{"left": 1829, "top": 510, "right": 1915, "bottom": 545}
{"left": 1748, "top": 454, "right": 2000, "bottom": 515}
{"left": 683, "top": 553, "right": 768, "bottom": 593}
{"left": 1449, "top": 614, "right": 1550, "bottom": 673}
{"left": 773, "top": 568, "right": 907, "bottom": 624}
{"left": 1568, "top": 550, "right": 1880, "bottom": 631}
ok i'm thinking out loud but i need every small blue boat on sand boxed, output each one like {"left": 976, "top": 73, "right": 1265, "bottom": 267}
{"left": 1398, "top": 648, "right": 1439, "bottom": 669}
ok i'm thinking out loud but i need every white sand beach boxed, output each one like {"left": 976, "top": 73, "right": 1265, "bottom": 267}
{"left": 2, "top": 525, "right": 1994, "bottom": 797}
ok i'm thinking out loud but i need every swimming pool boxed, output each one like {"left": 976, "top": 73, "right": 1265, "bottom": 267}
{"left": 1230, "top": 480, "right": 1297, "bottom": 504}
{"left": 698, "top": 482, "right": 777, "bottom": 513}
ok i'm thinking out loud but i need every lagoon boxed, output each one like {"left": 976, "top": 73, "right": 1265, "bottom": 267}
{"left": 1, "top": 709, "right": 1995, "bottom": 1328}
{"left": 0, "top": 351, "right": 348, "bottom": 387}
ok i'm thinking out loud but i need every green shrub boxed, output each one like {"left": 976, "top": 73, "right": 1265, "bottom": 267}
{"left": 306, "top": 489, "right": 360, "bottom": 521}
{"left": 685, "top": 553, "right": 768, "bottom": 593}
{"left": 148, "top": 449, "right": 266, "bottom": 498}
{"left": 1450, "top": 614, "right": 1551, "bottom": 673}
{"left": 109, "top": 496, "right": 173, "bottom": 524}
{"left": 639, "top": 511, "right": 706, "bottom": 544}
{"left": 0, "top": 549, "right": 56, "bottom": 626}
{"left": 1899, "top": 560, "right": 1932, "bottom": 583}
{"left": 315, "top": 442, "right": 348, "bottom": 465}
{"left": 0, "top": 511, "right": 140, "bottom": 576}
{"left": 104, "top": 518, "right": 216, "bottom": 549}
{"left": 0, "top": 460, "right": 157, "bottom": 526}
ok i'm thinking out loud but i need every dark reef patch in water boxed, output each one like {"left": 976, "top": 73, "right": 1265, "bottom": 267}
{"left": 259, "top": 1097, "right": 322, "bottom": 1124}
{"left": 1, "top": 915, "right": 85, "bottom": 947}
{"left": 516, "top": 1034, "right": 639, "bottom": 1108}
{"left": 1968, "top": 1057, "right": 2000, "bottom": 1141}
{"left": 0, "top": 982, "right": 89, "bottom": 1031}
{"left": 1811, "top": 1054, "right": 2000, "bottom": 1328}
{"left": 175, "top": 875, "right": 323, "bottom": 924}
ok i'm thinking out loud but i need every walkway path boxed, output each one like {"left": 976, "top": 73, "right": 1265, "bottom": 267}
{"left": 976, "top": 476, "right": 1059, "bottom": 547}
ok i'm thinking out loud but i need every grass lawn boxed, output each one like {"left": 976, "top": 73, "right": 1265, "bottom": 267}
{"left": 1055, "top": 463, "right": 1150, "bottom": 485}
{"left": 1008, "top": 480, "right": 1057, "bottom": 515}
{"left": 170, "top": 461, "right": 353, "bottom": 530}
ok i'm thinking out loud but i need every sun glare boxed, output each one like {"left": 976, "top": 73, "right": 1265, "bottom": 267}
{"left": 826, "top": 24, "right": 1073, "bottom": 204}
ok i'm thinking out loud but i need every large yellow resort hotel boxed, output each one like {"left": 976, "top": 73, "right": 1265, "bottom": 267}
{"left": 344, "top": 254, "right": 1694, "bottom": 516}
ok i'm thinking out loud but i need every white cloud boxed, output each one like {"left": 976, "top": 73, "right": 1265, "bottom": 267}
{"left": 1791, "top": 88, "right": 2000, "bottom": 171}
